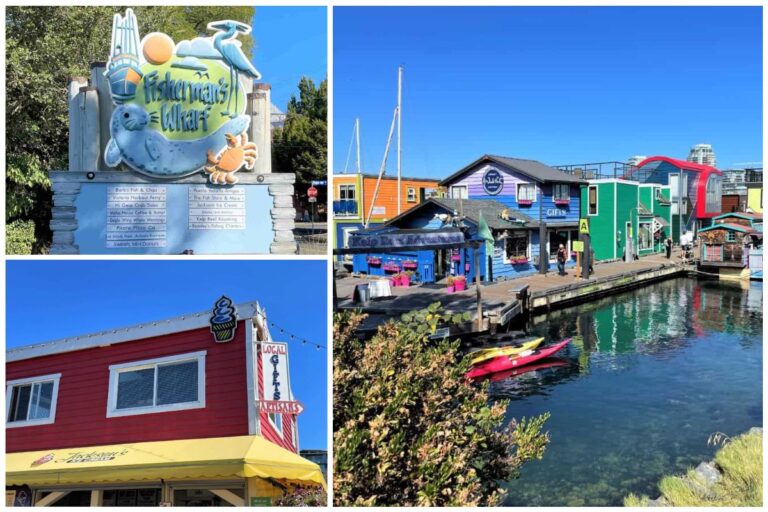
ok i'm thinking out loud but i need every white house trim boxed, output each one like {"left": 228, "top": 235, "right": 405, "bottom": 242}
{"left": 7, "top": 302, "right": 261, "bottom": 363}
{"left": 106, "top": 351, "right": 206, "bottom": 418}
{"left": 6, "top": 373, "right": 62, "bottom": 428}
{"left": 245, "top": 321, "right": 259, "bottom": 436}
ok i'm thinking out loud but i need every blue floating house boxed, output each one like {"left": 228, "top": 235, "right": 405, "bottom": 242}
{"left": 350, "top": 155, "right": 585, "bottom": 282}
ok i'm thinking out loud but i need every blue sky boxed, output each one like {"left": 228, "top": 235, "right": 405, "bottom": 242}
{"left": 252, "top": 6, "right": 327, "bottom": 110}
{"left": 334, "top": 6, "right": 762, "bottom": 177}
{"left": 6, "top": 260, "right": 328, "bottom": 450}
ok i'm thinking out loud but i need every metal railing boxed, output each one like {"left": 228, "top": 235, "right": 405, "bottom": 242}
{"left": 554, "top": 161, "right": 647, "bottom": 181}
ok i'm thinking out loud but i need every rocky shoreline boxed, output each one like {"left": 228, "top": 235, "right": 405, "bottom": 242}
{"left": 645, "top": 427, "right": 763, "bottom": 507}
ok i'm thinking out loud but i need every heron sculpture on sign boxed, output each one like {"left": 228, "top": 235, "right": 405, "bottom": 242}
{"left": 208, "top": 20, "right": 262, "bottom": 117}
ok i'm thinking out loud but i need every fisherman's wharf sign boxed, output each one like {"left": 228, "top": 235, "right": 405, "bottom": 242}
{"left": 49, "top": 8, "right": 299, "bottom": 255}
{"left": 105, "top": 9, "right": 258, "bottom": 184}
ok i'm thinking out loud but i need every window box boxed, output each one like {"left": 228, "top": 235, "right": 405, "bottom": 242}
{"left": 554, "top": 198, "right": 570, "bottom": 206}
{"left": 382, "top": 262, "right": 401, "bottom": 272}
{"left": 510, "top": 256, "right": 529, "bottom": 265}
{"left": 517, "top": 199, "right": 533, "bottom": 206}
{"left": 367, "top": 256, "right": 382, "bottom": 265}
{"left": 6, "top": 373, "right": 61, "bottom": 428}
{"left": 107, "top": 351, "right": 206, "bottom": 418}
{"left": 402, "top": 260, "right": 418, "bottom": 269}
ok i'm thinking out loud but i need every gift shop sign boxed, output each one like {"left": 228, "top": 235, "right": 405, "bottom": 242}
{"left": 259, "top": 342, "right": 304, "bottom": 415}
{"left": 104, "top": 9, "right": 259, "bottom": 184}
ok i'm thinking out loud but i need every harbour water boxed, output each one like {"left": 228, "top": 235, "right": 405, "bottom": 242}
{"left": 494, "top": 278, "right": 762, "bottom": 506}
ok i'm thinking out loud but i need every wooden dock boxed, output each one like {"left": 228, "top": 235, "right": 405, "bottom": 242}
{"left": 336, "top": 252, "right": 690, "bottom": 337}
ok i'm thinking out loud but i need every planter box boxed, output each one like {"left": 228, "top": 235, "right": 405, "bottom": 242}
{"left": 518, "top": 199, "right": 533, "bottom": 206}
{"left": 454, "top": 280, "right": 467, "bottom": 291}
{"left": 383, "top": 265, "right": 400, "bottom": 273}
{"left": 367, "top": 258, "right": 382, "bottom": 266}
{"left": 400, "top": 275, "right": 410, "bottom": 287}
{"left": 511, "top": 258, "right": 529, "bottom": 265}
{"left": 402, "top": 261, "right": 418, "bottom": 269}
{"left": 554, "top": 199, "right": 570, "bottom": 206}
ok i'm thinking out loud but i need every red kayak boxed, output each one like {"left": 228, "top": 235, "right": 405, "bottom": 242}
{"left": 487, "top": 357, "right": 570, "bottom": 382}
{"left": 466, "top": 338, "right": 571, "bottom": 379}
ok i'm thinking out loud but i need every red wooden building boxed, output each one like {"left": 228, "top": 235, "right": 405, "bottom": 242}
{"left": 6, "top": 301, "right": 324, "bottom": 507}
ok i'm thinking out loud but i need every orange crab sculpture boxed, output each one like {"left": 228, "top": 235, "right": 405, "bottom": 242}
{"left": 205, "top": 132, "right": 258, "bottom": 184}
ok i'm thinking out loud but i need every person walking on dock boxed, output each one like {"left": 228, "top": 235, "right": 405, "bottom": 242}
{"left": 557, "top": 244, "right": 567, "bottom": 276}
{"left": 665, "top": 237, "right": 672, "bottom": 259}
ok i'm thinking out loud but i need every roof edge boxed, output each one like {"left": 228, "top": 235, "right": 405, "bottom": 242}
{"left": 7, "top": 301, "right": 262, "bottom": 363}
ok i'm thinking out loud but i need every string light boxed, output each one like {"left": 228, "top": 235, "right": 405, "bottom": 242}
{"left": 258, "top": 311, "right": 326, "bottom": 350}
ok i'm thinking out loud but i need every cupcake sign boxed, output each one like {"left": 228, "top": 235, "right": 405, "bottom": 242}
{"left": 104, "top": 9, "right": 259, "bottom": 183}
{"left": 210, "top": 296, "right": 238, "bottom": 342}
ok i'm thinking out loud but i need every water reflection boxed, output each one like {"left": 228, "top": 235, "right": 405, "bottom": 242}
{"left": 491, "top": 278, "right": 762, "bottom": 507}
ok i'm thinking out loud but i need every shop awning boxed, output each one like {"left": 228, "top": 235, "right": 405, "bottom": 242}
{"left": 6, "top": 435, "right": 325, "bottom": 488}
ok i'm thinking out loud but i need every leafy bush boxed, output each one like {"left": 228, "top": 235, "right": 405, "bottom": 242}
{"left": 6, "top": 219, "right": 36, "bottom": 255}
{"left": 273, "top": 487, "right": 326, "bottom": 507}
{"left": 334, "top": 303, "right": 550, "bottom": 506}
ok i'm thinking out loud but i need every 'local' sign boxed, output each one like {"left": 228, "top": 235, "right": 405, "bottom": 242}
{"left": 259, "top": 341, "right": 304, "bottom": 415}
{"left": 482, "top": 168, "right": 504, "bottom": 195}
{"left": 104, "top": 9, "right": 259, "bottom": 183}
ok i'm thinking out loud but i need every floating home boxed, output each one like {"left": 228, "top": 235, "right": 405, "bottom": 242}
{"left": 5, "top": 302, "right": 324, "bottom": 507}
{"left": 630, "top": 156, "right": 723, "bottom": 240}
{"left": 699, "top": 212, "right": 763, "bottom": 280}
{"left": 333, "top": 173, "right": 440, "bottom": 261}
{"left": 581, "top": 180, "right": 673, "bottom": 261}
{"left": 350, "top": 155, "right": 585, "bottom": 282}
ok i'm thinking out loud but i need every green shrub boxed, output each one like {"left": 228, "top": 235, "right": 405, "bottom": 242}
{"left": 624, "top": 430, "right": 762, "bottom": 507}
{"left": 273, "top": 487, "right": 326, "bottom": 506}
{"left": 6, "top": 219, "right": 36, "bottom": 255}
{"left": 333, "top": 304, "right": 550, "bottom": 506}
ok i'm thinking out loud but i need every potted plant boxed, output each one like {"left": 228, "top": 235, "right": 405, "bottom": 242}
{"left": 454, "top": 275, "right": 467, "bottom": 291}
{"left": 390, "top": 272, "right": 401, "bottom": 287}
{"left": 446, "top": 276, "right": 455, "bottom": 293}
{"left": 451, "top": 252, "right": 462, "bottom": 262}
{"left": 401, "top": 270, "right": 413, "bottom": 287}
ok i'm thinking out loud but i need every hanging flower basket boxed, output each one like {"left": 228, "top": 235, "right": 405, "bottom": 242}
{"left": 367, "top": 256, "right": 382, "bottom": 266}
{"left": 402, "top": 260, "right": 418, "bottom": 270}
{"left": 451, "top": 254, "right": 462, "bottom": 262}
{"left": 383, "top": 262, "right": 401, "bottom": 272}
{"left": 518, "top": 199, "right": 533, "bottom": 206}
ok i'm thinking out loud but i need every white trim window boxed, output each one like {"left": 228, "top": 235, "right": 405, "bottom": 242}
{"left": 517, "top": 183, "right": 536, "bottom": 202}
{"left": 407, "top": 187, "right": 417, "bottom": 202}
{"left": 269, "top": 412, "right": 283, "bottom": 436}
{"left": 553, "top": 183, "right": 570, "bottom": 202}
{"left": 338, "top": 184, "right": 356, "bottom": 201}
{"left": 107, "top": 351, "right": 206, "bottom": 418}
{"left": 451, "top": 185, "right": 468, "bottom": 199}
{"left": 6, "top": 373, "right": 61, "bottom": 428}
{"left": 588, "top": 185, "right": 598, "bottom": 216}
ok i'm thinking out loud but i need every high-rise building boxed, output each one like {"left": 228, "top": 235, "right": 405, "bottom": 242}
{"left": 687, "top": 144, "right": 717, "bottom": 167}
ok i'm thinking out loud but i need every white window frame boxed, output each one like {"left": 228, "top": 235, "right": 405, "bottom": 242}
{"left": 638, "top": 221, "right": 653, "bottom": 250}
{"left": 553, "top": 183, "right": 570, "bottom": 201}
{"left": 451, "top": 185, "right": 468, "bottom": 199}
{"left": 6, "top": 373, "right": 61, "bottom": 428}
{"left": 268, "top": 412, "right": 283, "bottom": 437}
{"left": 517, "top": 183, "right": 537, "bottom": 202}
{"left": 338, "top": 184, "right": 356, "bottom": 201}
{"left": 106, "top": 351, "right": 206, "bottom": 418}
{"left": 587, "top": 185, "right": 598, "bottom": 216}
{"left": 407, "top": 187, "right": 417, "bottom": 203}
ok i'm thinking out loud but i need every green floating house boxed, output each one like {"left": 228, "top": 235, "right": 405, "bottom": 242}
{"left": 580, "top": 180, "right": 673, "bottom": 261}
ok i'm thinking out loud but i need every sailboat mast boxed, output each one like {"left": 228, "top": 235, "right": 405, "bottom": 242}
{"left": 397, "top": 65, "right": 403, "bottom": 215}
{"left": 355, "top": 117, "right": 361, "bottom": 174}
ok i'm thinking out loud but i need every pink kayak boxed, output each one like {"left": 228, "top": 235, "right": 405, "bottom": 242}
{"left": 466, "top": 338, "right": 571, "bottom": 380}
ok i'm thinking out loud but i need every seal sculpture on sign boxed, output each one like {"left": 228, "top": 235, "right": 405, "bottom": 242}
{"left": 104, "top": 103, "right": 250, "bottom": 177}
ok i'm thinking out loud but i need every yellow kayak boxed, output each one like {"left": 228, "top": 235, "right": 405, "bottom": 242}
{"left": 469, "top": 337, "right": 545, "bottom": 366}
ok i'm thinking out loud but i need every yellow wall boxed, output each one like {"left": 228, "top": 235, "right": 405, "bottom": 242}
{"left": 747, "top": 187, "right": 762, "bottom": 213}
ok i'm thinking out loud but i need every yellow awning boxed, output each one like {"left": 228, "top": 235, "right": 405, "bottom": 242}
{"left": 6, "top": 435, "right": 325, "bottom": 488}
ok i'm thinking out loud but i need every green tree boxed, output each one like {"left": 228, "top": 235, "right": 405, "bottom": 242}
{"left": 5, "top": 6, "right": 254, "bottom": 253}
{"left": 334, "top": 305, "right": 551, "bottom": 506}
{"left": 272, "top": 77, "right": 328, "bottom": 186}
